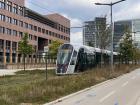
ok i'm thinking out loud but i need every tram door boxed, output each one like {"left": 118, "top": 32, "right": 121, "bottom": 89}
{"left": 75, "top": 48, "right": 87, "bottom": 72}
{"left": 67, "top": 50, "right": 77, "bottom": 74}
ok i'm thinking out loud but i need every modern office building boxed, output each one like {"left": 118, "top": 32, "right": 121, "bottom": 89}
{"left": 114, "top": 19, "right": 140, "bottom": 51}
{"left": 0, "top": 0, "right": 70, "bottom": 65}
{"left": 83, "top": 21, "right": 95, "bottom": 46}
{"left": 83, "top": 17, "right": 106, "bottom": 47}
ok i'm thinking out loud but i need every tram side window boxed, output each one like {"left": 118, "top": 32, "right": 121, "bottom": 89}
{"left": 70, "top": 51, "right": 77, "bottom": 65}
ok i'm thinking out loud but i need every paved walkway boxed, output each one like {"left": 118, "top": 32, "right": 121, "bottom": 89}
{"left": 0, "top": 67, "right": 55, "bottom": 76}
{"left": 44, "top": 68, "right": 140, "bottom": 105}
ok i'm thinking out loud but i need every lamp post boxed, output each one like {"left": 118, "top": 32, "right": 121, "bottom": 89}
{"left": 95, "top": 0, "right": 126, "bottom": 70}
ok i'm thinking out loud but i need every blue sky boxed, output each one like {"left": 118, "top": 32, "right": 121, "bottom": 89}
{"left": 26, "top": 0, "right": 140, "bottom": 44}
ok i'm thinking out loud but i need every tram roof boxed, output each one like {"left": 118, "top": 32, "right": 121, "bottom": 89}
{"left": 62, "top": 43, "right": 118, "bottom": 55}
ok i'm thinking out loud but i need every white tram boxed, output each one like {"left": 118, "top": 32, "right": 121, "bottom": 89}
{"left": 56, "top": 43, "right": 118, "bottom": 75}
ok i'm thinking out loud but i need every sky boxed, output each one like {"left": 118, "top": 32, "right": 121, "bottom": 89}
{"left": 26, "top": 0, "right": 140, "bottom": 44}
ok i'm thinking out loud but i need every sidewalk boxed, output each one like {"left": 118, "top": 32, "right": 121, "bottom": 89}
{"left": 0, "top": 67, "right": 56, "bottom": 76}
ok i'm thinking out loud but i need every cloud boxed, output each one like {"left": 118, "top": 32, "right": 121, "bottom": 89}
{"left": 62, "top": 14, "right": 83, "bottom": 27}
{"left": 61, "top": 14, "right": 83, "bottom": 44}
{"left": 114, "top": 2, "right": 140, "bottom": 21}
{"left": 26, "top": 0, "right": 140, "bottom": 45}
{"left": 70, "top": 31, "right": 83, "bottom": 44}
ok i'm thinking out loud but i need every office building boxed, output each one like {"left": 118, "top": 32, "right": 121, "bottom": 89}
{"left": 0, "top": 0, "right": 70, "bottom": 65}
{"left": 83, "top": 17, "right": 106, "bottom": 47}
{"left": 114, "top": 19, "right": 140, "bottom": 51}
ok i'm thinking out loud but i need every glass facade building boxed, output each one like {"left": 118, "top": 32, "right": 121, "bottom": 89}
{"left": 114, "top": 19, "right": 140, "bottom": 51}
{"left": 83, "top": 17, "right": 106, "bottom": 47}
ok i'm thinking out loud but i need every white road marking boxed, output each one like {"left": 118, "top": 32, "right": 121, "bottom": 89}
{"left": 121, "top": 81, "right": 129, "bottom": 87}
{"left": 131, "top": 76, "right": 136, "bottom": 80}
{"left": 99, "top": 91, "right": 116, "bottom": 103}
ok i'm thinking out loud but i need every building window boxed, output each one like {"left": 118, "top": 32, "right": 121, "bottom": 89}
{"left": 0, "top": 14, "right": 5, "bottom": 21}
{"left": 29, "top": 34, "right": 33, "bottom": 40}
{"left": 66, "top": 28, "right": 68, "bottom": 34}
{"left": 61, "top": 35, "right": 63, "bottom": 39}
{"left": 0, "top": 0, "right": 5, "bottom": 9}
{"left": 66, "top": 28, "right": 70, "bottom": 35}
{"left": 13, "top": 30, "right": 17, "bottom": 36}
{"left": 24, "top": 22, "right": 28, "bottom": 28}
{"left": 13, "top": 19, "right": 18, "bottom": 25}
{"left": 12, "top": 42, "right": 17, "bottom": 52}
{"left": 46, "top": 30, "right": 48, "bottom": 34}
{"left": 64, "top": 36, "right": 66, "bottom": 40}
{"left": 34, "top": 26, "right": 37, "bottom": 31}
{"left": 42, "top": 29, "right": 45, "bottom": 34}
{"left": 19, "top": 21, "right": 23, "bottom": 27}
{"left": 29, "top": 24, "right": 33, "bottom": 30}
{"left": 13, "top": 4, "right": 18, "bottom": 14}
{"left": 19, "top": 32, "right": 23, "bottom": 38}
{"left": 0, "top": 39, "right": 4, "bottom": 51}
{"left": 58, "top": 24, "right": 61, "bottom": 31}
{"left": 0, "top": 26, "right": 5, "bottom": 33}
{"left": 64, "top": 27, "right": 66, "bottom": 33}
{"left": 52, "top": 32, "right": 55, "bottom": 37}
{"left": 6, "top": 28, "right": 11, "bottom": 35}
{"left": 6, "top": 41, "right": 10, "bottom": 53}
{"left": 7, "top": 1, "right": 12, "bottom": 12}
{"left": 19, "top": 6, "right": 24, "bottom": 16}
{"left": 49, "top": 40, "right": 52, "bottom": 44}
{"left": 34, "top": 36, "right": 37, "bottom": 41}
{"left": 6, "top": 16, "right": 12, "bottom": 23}
{"left": 38, "top": 27, "right": 41, "bottom": 32}
{"left": 61, "top": 25, "right": 63, "bottom": 32}
{"left": 49, "top": 31, "right": 52, "bottom": 36}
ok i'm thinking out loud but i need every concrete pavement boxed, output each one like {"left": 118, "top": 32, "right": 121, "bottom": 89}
{"left": 45, "top": 68, "right": 140, "bottom": 105}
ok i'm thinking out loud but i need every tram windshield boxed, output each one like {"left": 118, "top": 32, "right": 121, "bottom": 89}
{"left": 57, "top": 44, "right": 73, "bottom": 65}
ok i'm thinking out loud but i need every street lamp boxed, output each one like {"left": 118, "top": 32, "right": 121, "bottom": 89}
{"left": 95, "top": 0, "right": 126, "bottom": 70}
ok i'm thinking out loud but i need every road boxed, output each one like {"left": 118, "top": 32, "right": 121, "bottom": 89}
{"left": 46, "top": 68, "right": 140, "bottom": 105}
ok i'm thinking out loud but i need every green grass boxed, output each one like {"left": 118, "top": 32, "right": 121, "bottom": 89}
{"left": 0, "top": 64, "right": 139, "bottom": 105}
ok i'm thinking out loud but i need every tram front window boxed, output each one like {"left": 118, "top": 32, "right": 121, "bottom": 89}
{"left": 57, "top": 50, "right": 72, "bottom": 65}
{"left": 57, "top": 44, "right": 73, "bottom": 73}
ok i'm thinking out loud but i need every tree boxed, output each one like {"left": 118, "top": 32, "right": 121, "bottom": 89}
{"left": 49, "top": 40, "right": 63, "bottom": 58}
{"left": 18, "top": 33, "right": 34, "bottom": 70}
{"left": 95, "top": 19, "right": 111, "bottom": 67}
{"left": 119, "top": 27, "right": 134, "bottom": 64}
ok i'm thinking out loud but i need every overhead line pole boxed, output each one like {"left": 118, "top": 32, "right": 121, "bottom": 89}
{"left": 95, "top": 0, "right": 126, "bottom": 70}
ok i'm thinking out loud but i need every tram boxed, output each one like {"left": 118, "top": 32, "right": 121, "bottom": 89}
{"left": 56, "top": 43, "right": 118, "bottom": 75}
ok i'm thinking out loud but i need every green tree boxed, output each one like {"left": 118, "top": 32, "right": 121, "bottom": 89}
{"left": 18, "top": 33, "right": 34, "bottom": 70}
{"left": 49, "top": 40, "right": 63, "bottom": 58}
{"left": 119, "top": 27, "right": 134, "bottom": 64}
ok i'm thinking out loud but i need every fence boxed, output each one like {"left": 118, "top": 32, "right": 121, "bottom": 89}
{"left": 0, "top": 54, "right": 57, "bottom": 69}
